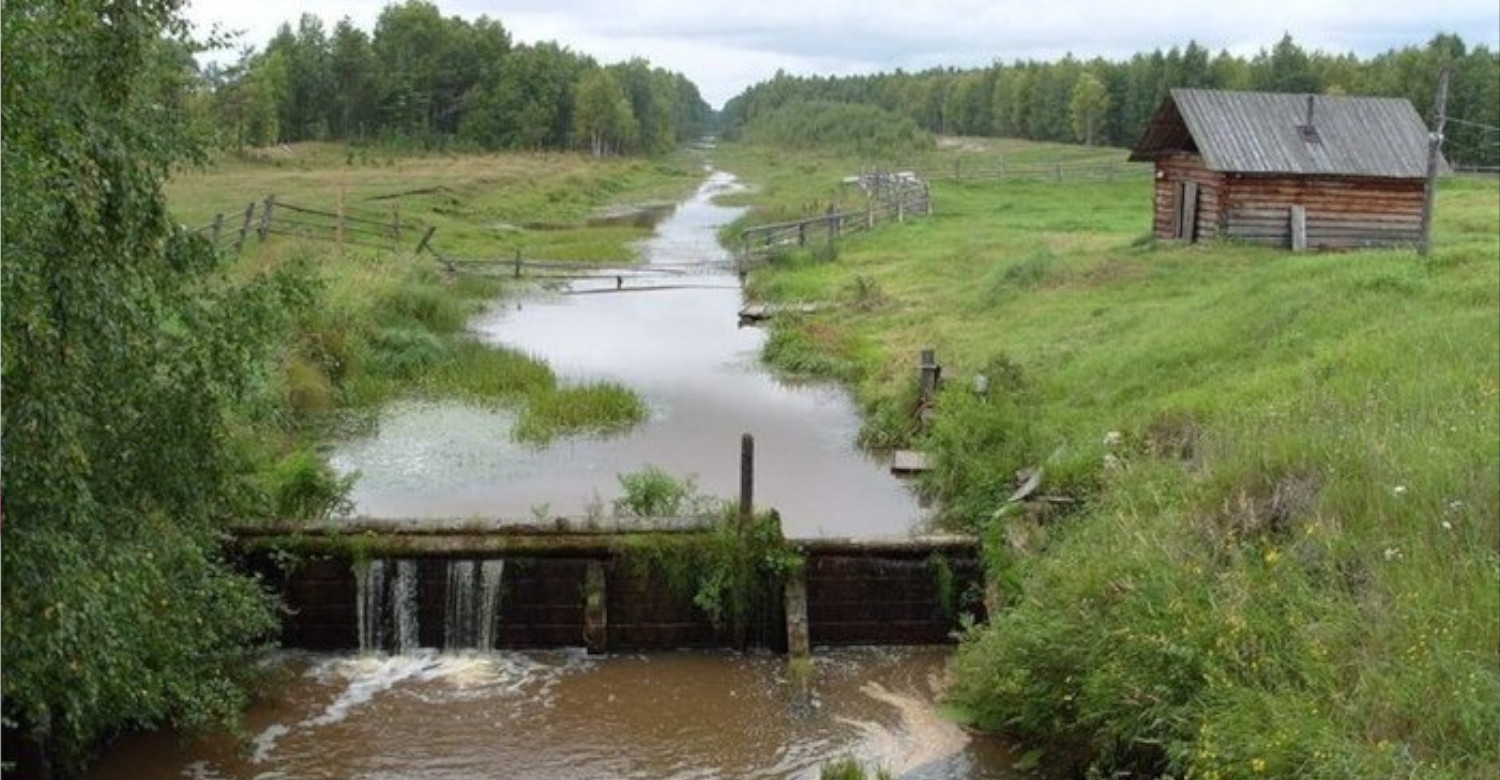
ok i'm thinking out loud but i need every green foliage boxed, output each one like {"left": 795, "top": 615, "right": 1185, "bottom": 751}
{"left": 201, "top": 3, "right": 712, "bottom": 155}
{"left": 614, "top": 466, "right": 700, "bottom": 517}
{"left": 723, "top": 34, "right": 1500, "bottom": 166}
{"left": 742, "top": 100, "right": 935, "bottom": 158}
{"left": 514, "top": 381, "right": 649, "bottom": 444}
{"left": 1, "top": 0, "right": 285, "bottom": 770}
{"left": 725, "top": 140, "right": 1499, "bottom": 778}
{"left": 267, "top": 449, "right": 355, "bottom": 520}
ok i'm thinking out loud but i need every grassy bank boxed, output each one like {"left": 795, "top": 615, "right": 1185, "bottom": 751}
{"left": 169, "top": 145, "right": 700, "bottom": 518}
{"left": 719, "top": 136, "right": 1499, "bottom": 778}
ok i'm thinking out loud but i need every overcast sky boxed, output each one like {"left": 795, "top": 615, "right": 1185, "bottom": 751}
{"left": 184, "top": 0, "right": 1500, "bottom": 108}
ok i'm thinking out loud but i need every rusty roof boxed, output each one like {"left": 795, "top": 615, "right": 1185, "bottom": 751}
{"left": 1130, "top": 88, "right": 1442, "bottom": 178}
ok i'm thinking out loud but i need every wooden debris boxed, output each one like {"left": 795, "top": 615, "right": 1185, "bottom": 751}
{"left": 891, "top": 450, "right": 930, "bottom": 474}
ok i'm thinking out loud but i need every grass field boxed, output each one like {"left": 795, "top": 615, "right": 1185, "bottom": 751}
{"left": 719, "top": 137, "right": 1500, "bottom": 779}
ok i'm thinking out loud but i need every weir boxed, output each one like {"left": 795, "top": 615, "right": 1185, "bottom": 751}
{"left": 235, "top": 522, "right": 984, "bottom": 654}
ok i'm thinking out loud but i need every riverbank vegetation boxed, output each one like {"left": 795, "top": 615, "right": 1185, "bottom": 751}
{"left": 719, "top": 134, "right": 1499, "bottom": 778}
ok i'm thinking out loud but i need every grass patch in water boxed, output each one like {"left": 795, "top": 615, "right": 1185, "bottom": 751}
{"left": 514, "top": 381, "right": 648, "bottom": 444}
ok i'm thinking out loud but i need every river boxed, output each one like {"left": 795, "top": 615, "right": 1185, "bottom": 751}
{"left": 328, "top": 169, "right": 925, "bottom": 538}
{"left": 89, "top": 167, "right": 1021, "bottom": 779}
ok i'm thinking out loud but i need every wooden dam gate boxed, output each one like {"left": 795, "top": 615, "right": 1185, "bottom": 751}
{"left": 233, "top": 522, "right": 985, "bottom": 655}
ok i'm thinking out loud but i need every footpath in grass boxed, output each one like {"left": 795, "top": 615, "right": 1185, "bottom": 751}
{"left": 720, "top": 136, "right": 1500, "bottom": 780}
{"left": 168, "top": 144, "right": 704, "bottom": 520}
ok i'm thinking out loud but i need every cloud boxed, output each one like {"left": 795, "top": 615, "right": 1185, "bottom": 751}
{"left": 185, "top": 0, "right": 1500, "bottom": 107}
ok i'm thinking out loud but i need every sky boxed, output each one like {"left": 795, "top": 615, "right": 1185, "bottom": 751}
{"left": 183, "top": 0, "right": 1500, "bottom": 108}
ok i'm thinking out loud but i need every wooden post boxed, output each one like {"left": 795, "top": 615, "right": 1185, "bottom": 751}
{"left": 336, "top": 187, "right": 345, "bottom": 249}
{"left": 1054, "top": 163, "right": 1063, "bottom": 182}
{"left": 258, "top": 194, "right": 276, "bottom": 241}
{"left": 925, "top": 183, "right": 933, "bottom": 216}
{"left": 514, "top": 248, "right": 523, "bottom": 278}
{"left": 392, "top": 202, "right": 402, "bottom": 247}
{"left": 235, "top": 201, "right": 255, "bottom": 254}
{"left": 784, "top": 568, "right": 812, "bottom": 705}
{"left": 414, "top": 225, "right": 436, "bottom": 255}
{"left": 953, "top": 158, "right": 961, "bottom": 181}
{"left": 896, "top": 197, "right": 905, "bottom": 223}
{"left": 866, "top": 198, "right": 875, "bottom": 229}
{"left": 583, "top": 561, "right": 608, "bottom": 655}
{"left": 738, "top": 433, "right": 754, "bottom": 531}
{"left": 1290, "top": 205, "right": 1308, "bottom": 252}
{"left": 1420, "top": 66, "right": 1451, "bottom": 257}
{"left": 919, "top": 348, "right": 941, "bottom": 405}
{"left": 209, "top": 213, "right": 224, "bottom": 245}
{"left": 798, "top": 221, "right": 806, "bottom": 246}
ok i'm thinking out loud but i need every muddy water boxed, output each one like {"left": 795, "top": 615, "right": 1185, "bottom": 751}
{"left": 331, "top": 170, "right": 925, "bottom": 538}
{"left": 90, "top": 648, "right": 1022, "bottom": 779}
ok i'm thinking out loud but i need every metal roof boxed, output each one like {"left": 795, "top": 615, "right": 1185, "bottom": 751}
{"left": 1129, "top": 88, "right": 1441, "bottom": 178}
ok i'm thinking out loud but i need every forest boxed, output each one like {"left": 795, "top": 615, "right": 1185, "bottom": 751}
{"left": 198, "top": 0, "right": 713, "bottom": 155}
{"left": 722, "top": 34, "right": 1500, "bottom": 165}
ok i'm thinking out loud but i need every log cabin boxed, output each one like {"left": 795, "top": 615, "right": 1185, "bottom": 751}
{"left": 1130, "top": 88, "right": 1444, "bottom": 249}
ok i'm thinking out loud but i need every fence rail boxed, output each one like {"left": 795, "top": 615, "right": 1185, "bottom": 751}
{"left": 739, "top": 171, "right": 931, "bottom": 265}
{"left": 179, "top": 193, "right": 423, "bottom": 257}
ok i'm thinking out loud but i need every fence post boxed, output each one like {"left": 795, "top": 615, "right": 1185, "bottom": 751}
{"left": 1054, "top": 163, "right": 1063, "bottom": 182}
{"left": 235, "top": 201, "right": 255, "bottom": 254}
{"left": 798, "top": 221, "right": 806, "bottom": 246}
{"left": 739, "top": 433, "right": 755, "bottom": 530}
{"left": 258, "top": 195, "right": 276, "bottom": 241}
{"left": 336, "top": 187, "right": 345, "bottom": 249}
{"left": 414, "top": 225, "right": 436, "bottom": 255}
{"left": 514, "top": 248, "right": 523, "bottom": 278}
{"left": 209, "top": 213, "right": 224, "bottom": 245}
{"left": 953, "top": 158, "right": 961, "bottom": 181}
{"left": 925, "top": 183, "right": 933, "bottom": 216}
{"left": 867, "top": 198, "right": 875, "bottom": 229}
{"left": 897, "top": 196, "right": 905, "bottom": 223}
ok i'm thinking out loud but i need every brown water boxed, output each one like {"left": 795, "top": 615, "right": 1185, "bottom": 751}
{"left": 330, "top": 170, "right": 926, "bottom": 538}
{"left": 89, "top": 648, "right": 1023, "bottom": 780}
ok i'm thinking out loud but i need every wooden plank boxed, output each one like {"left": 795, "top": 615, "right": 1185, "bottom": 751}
{"left": 891, "top": 451, "right": 930, "bottom": 474}
{"left": 1290, "top": 205, "right": 1307, "bottom": 252}
{"left": 1182, "top": 181, "right": 1200, "bottom": 243}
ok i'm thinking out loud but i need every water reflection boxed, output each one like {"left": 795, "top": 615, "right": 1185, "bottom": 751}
{"left": 332, "top": 171, "right": 924, "bottom": 538}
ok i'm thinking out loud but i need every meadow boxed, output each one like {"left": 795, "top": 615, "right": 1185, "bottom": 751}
{"left": 718, "top": 136, "right": 1500, "bottom": 779}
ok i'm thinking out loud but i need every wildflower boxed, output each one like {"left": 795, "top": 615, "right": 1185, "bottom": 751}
{"left": 1383, "top": 547, "right": 1403, "bottom": 561}
{"left": 1251, "top": 757, "right": 1267, "bottom": 773}
{"left": 1263, "top": 548, "right": 1281, "bottom": 566}
{"left": 1103, "top": 430, "right": 1123, "bottom": 447}
{"left": 1392, "top": 485, "right": 1407, "bottom": 496}
{"left": 1441, "top": 520, "right": 1453, "bottom": 531}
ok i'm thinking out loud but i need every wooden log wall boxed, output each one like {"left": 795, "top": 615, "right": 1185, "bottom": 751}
{"left": 1153, "top": 153, "right": 1225, "bottom": 241}
{"left": 1221, "top": 175, "right": 1425, "bottom": 249}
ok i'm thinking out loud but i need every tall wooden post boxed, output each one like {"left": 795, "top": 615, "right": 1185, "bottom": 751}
{"left": 1420, "top": 66, "right": 1451, "bottom": 257}
{"left": 235, "top": 201, "right": 255, "bottom": 254}
{"left": 514, "top": 248, "right": 523, "bottom": 278}
{"left": 258, "top": 194, "right": 276, "bottom": 241}
{"left": 738, "top": 433, "right": 755, "bottom": 530}
{"left": 336, "top": 187, "right": 346, "bottom": 249}
{"left": 392, "top": 202, "right": 402, "bottom": 247}
{"left": 209, "top": 213, "right": 224, "bottom": 245}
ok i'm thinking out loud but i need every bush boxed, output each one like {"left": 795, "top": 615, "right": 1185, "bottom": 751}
{"left": 369, "top": 326, "right": 447, "bottom": 378}
{"left": 742, "top": 100, "right": 935, "bottom": 158}
{"left": 268, "top": 448, "right": 354, "bottom": 521}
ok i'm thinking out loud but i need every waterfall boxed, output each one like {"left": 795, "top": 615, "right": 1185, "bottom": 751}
{"left": 393, "top": 560, "right": 420, "bottom": 654}
{"left": 356, "top": 559, "right": 387, "bottom": 654}
{"left": 355, "top": 558, "right": 421, "bottom": 654}
{"left": 445, "top": 559, "right": 506, "bottom": 651}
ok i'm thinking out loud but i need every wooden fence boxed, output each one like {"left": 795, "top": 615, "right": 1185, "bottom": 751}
{"left": 902, "top": 158, "right": 1152, "bottom": 183}
{"left": 182, "top": 194, "right": 427, "bottom": 256}
{"left": 739, "top": 172, "right": 931, "bottom": 265}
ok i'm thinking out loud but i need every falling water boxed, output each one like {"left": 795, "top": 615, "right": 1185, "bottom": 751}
{"left": 355, "top": 559, "right": 421, "bottom": 654}
{"left": 478, "top": 559, "right": 506, "bottom": 651}
{"left": 445, "top": 559, "right": 506, "bottom": 651}
{"left": 355, "top": 559, "right": 387, "bottom": 654}
{"left": 393, "top": 560, "right": 420, "bottom": 654}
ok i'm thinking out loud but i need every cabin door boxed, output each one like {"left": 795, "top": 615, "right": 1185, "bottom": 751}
{"left": 1174, "top": 181, "right": 1200, "bottom": 242}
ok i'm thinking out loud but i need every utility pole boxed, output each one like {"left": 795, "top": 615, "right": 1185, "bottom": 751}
{"left": 1419, "top": 66, "right": 1450, "bottom": 257}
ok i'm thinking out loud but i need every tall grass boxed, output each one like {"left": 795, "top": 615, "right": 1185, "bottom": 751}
{"left": 722, "top": 140, "right": 1500, "bottom": 778}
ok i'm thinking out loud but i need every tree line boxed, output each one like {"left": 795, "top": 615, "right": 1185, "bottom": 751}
{"left": 201, "top": 0, "right": 713, "bottom": 155}
{"left": 723, "top": 34, "right": 1500, "bottom": 165}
